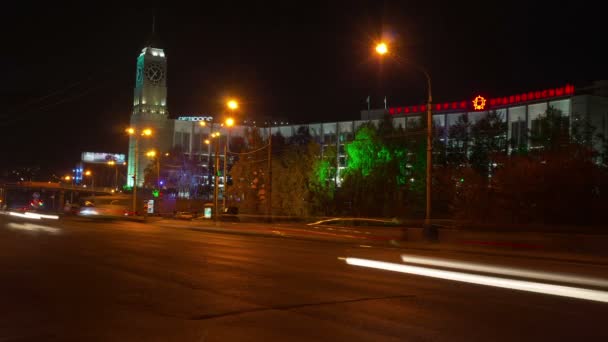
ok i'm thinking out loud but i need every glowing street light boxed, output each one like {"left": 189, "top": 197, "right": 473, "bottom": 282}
{"left": 199, "top": 121, "right": 207, "bottom": 127}
{"left": 204, "top": 139, "right": 211, "bottom": 145}
{"left": 227, "top": 99, "right": 238, "bottom": 110}
{"left": 375, "top": 42, "right": 388, "bottom": 55}
{"left": 64, "top": 175, "right": 71, "bottom": 181}
{"left": 84, "top": 170, "right": 92, "bottom": 176}
{"left": 225, "top": 117, "right": 235, "bottom": 127}
{"left": 125, "top": 127, "right": 154, "bottom": 214}
{"left": 146, "top": 150, "right": 160, "bottom": 191}
{"left": 373, "top": 40, "right": 434, "bottom": 236}
{"left": 107, "top": 160, "right": 116, "bottom": 166}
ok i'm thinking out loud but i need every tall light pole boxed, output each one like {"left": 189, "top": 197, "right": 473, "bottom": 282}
{"left": 84, "top": 170, "right": 94, "bottom": 198}
{"left": 146, "top": 150, "right": 160, "bottom": 191}
{"left": 210, "top": 132, "right": 221, "bottom": 220}
{"left": 107, "top": 160, "right": 118, "bottom": 190}
{"left": 375, "top": 42, "right": 433, "bottom": 230}
{"left": 205, "top": 132, "right": 221, "bottom": 220}
{"left": 126, "top": 127, "right": 153, "bottom": 215}
{"left": 223, "top": 100, "right": 237, "bottom": 211}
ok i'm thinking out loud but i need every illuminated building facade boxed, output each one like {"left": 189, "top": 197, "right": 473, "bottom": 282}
{"left": 125, "top": 39, "right": 608, "bottom": 194}
{"left": 127, "top": 39, "right": 172, "bottom": 187}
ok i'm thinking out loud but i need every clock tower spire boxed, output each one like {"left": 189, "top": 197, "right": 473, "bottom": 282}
{"left": 127, "top": 26, "right": 170, "bottom": 187}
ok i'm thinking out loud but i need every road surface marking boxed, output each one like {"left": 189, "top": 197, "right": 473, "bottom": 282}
{"left": 344, "top": 257, "right": 608, "bottom": 303}
{"left": 359, "top": 245, "right": 372, "bottom": 248}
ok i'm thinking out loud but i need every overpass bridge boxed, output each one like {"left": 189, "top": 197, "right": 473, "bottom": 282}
{"left": 1, "top": 181, "right": 117, "bottom": 212}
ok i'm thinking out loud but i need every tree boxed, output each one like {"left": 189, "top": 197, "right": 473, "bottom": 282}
{"left": 469, "top": 110, "right": 507, "bottom": 178}
{"left": 339, "top": 121, "right": 418, "bottom": 217}
{"left": 309, "top": 145, "right": 336, "bottom": 215}
{"left": 226, "top": 127, "right": 268, "bottom": 214}
{"left": 272, "top": 141, "right": 319, "bottom": 217}
{"left": 446, "top": 114, "right": 471, "bottom": 166}
{"left": 529, "top": 106, "right": 570, "bottom": 152}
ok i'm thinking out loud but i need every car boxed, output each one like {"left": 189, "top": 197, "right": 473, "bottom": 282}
{"left": 78, "top": 204, "right": 130, "bottom": 219}
{"left": 174, "top": 211, "right": 194, "bottom": 220}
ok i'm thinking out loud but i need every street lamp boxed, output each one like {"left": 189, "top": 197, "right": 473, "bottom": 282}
{"left": 375, "top": 42, "right": 388, "bottom": 55}
{"left": 126, "top": 127, "right": 153, "bottom": 214}
{"left": 375, "top": 41, "right": 434, "bottom": 232}
{"left": 223, "top": 116, "right": 235, "bottom": 211}
{"left": 206, "top": 133, "right": 221, "bottom": 221}
{"left": 107, "top": 160, "right": 119, "bottom": 190}
{"left": 84, "top": 170, "right": 94, "bottom": 198}
{"left": 227, "top": 99, "right": 238, "bottom": 110}
{"left": 146, "top": 150, "right": 160, "bottom": 191}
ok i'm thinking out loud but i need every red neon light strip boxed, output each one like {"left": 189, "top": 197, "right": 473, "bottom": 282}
{"left": 388, "top": 84, "right": 574, "bottom": 115}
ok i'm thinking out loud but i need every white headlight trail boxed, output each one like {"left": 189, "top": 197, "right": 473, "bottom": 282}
{"left": 344, "top": 257, "right": 608, "bottom": 303}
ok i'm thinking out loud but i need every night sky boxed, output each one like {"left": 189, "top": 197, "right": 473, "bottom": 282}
{"left": 1, "top": 2, "right": 605, "bottom": 176}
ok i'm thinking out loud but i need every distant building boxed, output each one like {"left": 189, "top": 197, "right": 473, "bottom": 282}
{"left": 126, "top": 38, "right": 608, "bottom": 196}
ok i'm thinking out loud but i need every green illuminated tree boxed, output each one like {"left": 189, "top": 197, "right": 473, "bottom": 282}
{"left": 309, "top": 144, "right": 337, "bottom": 215}
{"left": 339, "top": 120, "right": 421, "bottom": 217}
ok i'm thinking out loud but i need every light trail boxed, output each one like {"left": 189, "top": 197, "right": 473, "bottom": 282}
{"left": 7, "top": 222, "right": 61, "bottom": 234}
{"left": 344, "top": 257, "right": 608, "bottom": 303}
{"left": 401, "top": 254, "right": 608, "bottom": 288}
{"left": 8, "top": 211, "right": 59, "bottom": 220}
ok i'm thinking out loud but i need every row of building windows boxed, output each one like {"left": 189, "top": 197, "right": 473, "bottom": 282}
{"left": 172, "top": 98, "right": 573, "bottom": 157}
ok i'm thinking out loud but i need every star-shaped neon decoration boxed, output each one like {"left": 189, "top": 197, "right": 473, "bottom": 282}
{"left": 472, "top": 95, "right": 486, "bottom": 110}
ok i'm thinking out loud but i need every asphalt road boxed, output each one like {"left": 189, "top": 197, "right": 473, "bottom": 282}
{"left": 1, "top": 216, "right": 608, "bottom": 341}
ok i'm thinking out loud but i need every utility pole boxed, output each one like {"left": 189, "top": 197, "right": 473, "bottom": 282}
{"left": 267, "top": 125, "right": 272, "bottom": 221}
{"left": 424, "top": 72, "right": 433, "bottom": 233}
{"left": 222, "top": 134, "right": 227, "bottom": 211}
{"left": 213, "top": 137, "right": 220, "bottom": 221}
{"left": 156, "top": 156, "right": 160, "bottom": 192}
{"left": 133, "top": 138, "right": 138, "bottom": 215}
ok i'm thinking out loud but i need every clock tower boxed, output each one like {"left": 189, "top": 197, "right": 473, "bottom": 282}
{"left": 127, "top": 38, "right": 171, "bottom": 187}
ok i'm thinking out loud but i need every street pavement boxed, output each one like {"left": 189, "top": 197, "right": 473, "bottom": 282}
{"left": 1, "top": 216, "right": 608, "bottom": 341}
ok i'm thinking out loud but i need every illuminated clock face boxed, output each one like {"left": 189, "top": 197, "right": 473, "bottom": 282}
{"left": 144, "top": 64, "right": 164, "bottom": 85}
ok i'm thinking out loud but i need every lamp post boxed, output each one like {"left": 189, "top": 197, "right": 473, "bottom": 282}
{"left": 64, "top": 175, "right": 74, "bottom": 203}
{"left": 223, "top": 103, "right": 237, "bottom": 211}
{"left": 205, "top": 132, "right": 221, "bottom": 220}
{"left": 375, "top": 42, "right": 434, "bottom": 232}
{"left": 84, "top": 170, "right": 94, "bottom": 198}
{"left": 126, "top": 127, "right": 153, "bottom": 215}
{"left": 146, "top": 150, "right": 160, "bottom": 191}
{"left": 107, "top": 160, "right": 118, "bottom": 190}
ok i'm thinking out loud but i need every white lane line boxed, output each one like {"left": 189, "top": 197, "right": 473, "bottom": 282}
{"left": 344, "top": 257, "right": 608, "bottom": 303}
{"left": 401, "top": 254, "right": 608, "bottom": 289}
